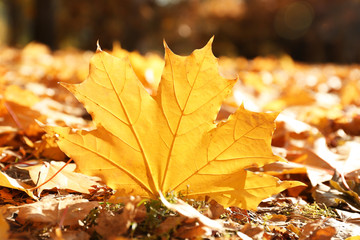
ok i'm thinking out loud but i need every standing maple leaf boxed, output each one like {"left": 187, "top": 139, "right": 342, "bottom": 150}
{"left": 46, "top": 38, "right": 304, "bottom": 209}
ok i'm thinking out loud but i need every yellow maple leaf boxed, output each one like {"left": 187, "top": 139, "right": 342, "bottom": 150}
{"left": 47, "top": 38, "right": 304, "bottom": 209}
{"left": 112, "top": 41, "right": 164, "bottom": 94}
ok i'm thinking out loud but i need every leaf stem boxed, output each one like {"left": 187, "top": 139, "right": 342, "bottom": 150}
{"left": 29, "top": 158, "right": 73, "bottom": 191}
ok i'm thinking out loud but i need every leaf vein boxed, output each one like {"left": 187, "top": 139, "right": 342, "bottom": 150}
{"left": 99, "top": 52, "right": 157, "bottom": 193}
{"left": 59, "top": 135, "right": 153, "bottom": 196}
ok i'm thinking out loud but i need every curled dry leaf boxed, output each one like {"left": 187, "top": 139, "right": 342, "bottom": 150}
{"left": 20, "top": 161, "right": 101, "bottom": 196}
{"left": 46, "top": 38, "right": 304, "bottom": 209}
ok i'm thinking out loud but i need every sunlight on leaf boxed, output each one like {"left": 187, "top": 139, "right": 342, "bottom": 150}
{"left": 46, "top": 38, "right": 304, "bottom": 209}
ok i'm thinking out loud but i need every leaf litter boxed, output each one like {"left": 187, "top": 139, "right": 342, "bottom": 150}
{"left": 0, "top": 39, "right": 359, "bottom": 239}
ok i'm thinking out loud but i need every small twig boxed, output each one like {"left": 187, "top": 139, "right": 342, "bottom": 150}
{"left": 29, "top": 158, "right": 73, "bottom": 191}
{"left": 59, "top": 206, "right": 69, "bottom": 229}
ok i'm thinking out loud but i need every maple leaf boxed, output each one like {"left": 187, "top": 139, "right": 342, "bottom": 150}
{"left": 46, "top": 38, "right": 304, "bottom": 209}
{"left": 111, "top": 42, "right": 164, "bottom": 93}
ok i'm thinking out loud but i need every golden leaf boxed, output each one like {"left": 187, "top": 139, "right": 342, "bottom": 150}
{"left": 0, "top": 171, "right": 35, "bottom": 199}
{"left": 47, "top": 38, "right": 304, "bottom": 209}
{"left": 111, "top": 41, "right": 164, "bottom": 94}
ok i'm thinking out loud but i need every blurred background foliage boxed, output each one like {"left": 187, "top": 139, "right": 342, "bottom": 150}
{"left": 1, "top": 0, "right": 360, "bottom": 63}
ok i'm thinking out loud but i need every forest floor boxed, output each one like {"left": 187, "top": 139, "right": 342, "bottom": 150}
{"left": 1, "top": 42, "right": 360, "bottom": 239}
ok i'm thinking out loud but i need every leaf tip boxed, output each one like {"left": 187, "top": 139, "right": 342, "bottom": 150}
{"left": 163, "top": 39, "right": 171, "bottom": 52}
{"left": 209, "top": 35, "right": 215, "bottom": 44}
{"left": 204, "top": 36, "right": 215, "bottom": 52}
{"left": 96, "top": 40, "right": 102, "bottom": 52}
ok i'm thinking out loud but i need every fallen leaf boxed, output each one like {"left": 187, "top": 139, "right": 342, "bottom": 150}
{"left": 0, "top": 171, "right": 35, "bottom": 199}
{"left": 0, "top": 213, "right": 9, "bottom": 240}
{"left": 4, "top": 85, "right": 40, "bottom": 107}
{"left": 0, "top": 188, "right": 17, "bottom": 204}
{"left": 155, "top": 215, "right": 187, "bottom": 235}
{"left": 239, "top": 223, "right": 264, "bottom": 239}
{"left": 241, "top": 71, "right": 269, "bottom": 93}
{"left": 299, "top": 221, "right": 336, "bottom": 240}
{"left": 6, "top": 196, "right": 98, "bottom": 226}
{"left": 313, "top": 180, "right": 360, "bottom": 213}
{"left": 264, "top": 88, "right": 315, "bottom": 111}
{"left": 94, "top": 196, "right": 146, "bottom": 238}
{"left": 340, "top": 80, "right": 360, "bottom": 106}
{"left": 174, "top": 225, "right": 207, "bottom": 239}
{"left": 1, "top": 101, "right": 44, "bottom": 136}
{"left": 33, "top": 134, "right": 66, "bottom": 161}
{"left": 47, "top": 38, "right": 303, "bottom": 209}
{"left": 32, "top": 98, "right": 88, "bottom": 127}
{"left": 21, "top": 161, "right": 101, "bottom": 196}
{"left": 207, "top": 199, "right": 225, "bottom": 219}
{"left": 159, "top": 192, "right": 254, "bottom": 239}
{"left": 159, "top": 192, "right": 224, "bottom": 232}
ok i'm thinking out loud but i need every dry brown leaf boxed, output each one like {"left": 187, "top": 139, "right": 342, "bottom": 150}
{"left": 94, "top": 196, "right": 146, "bottom": 238}
{"left": 174, "top": 225, "right": 207, "bottom": 239}
{"left": 207, "top": 199, "right": 225, "bottom": 219}
{"left": 299, "top": 221, "right": 336, "bottom": 240}
{"left": 155, "top": 215, "right": 187, "bottom": 235}
{"left": 6, "top": 196, "right": 98, "bottom": 226}
{"left": 239, "top": 223, "right": 264, "bottom": 239}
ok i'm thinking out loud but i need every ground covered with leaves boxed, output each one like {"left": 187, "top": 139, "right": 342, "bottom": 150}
{"left": 1, "top": 40, "right": 360, "bottom": 239}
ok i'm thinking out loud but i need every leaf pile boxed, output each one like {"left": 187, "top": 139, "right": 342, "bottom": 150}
{"left": 0, "top": 39, "right": 359, "bottom": 239}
